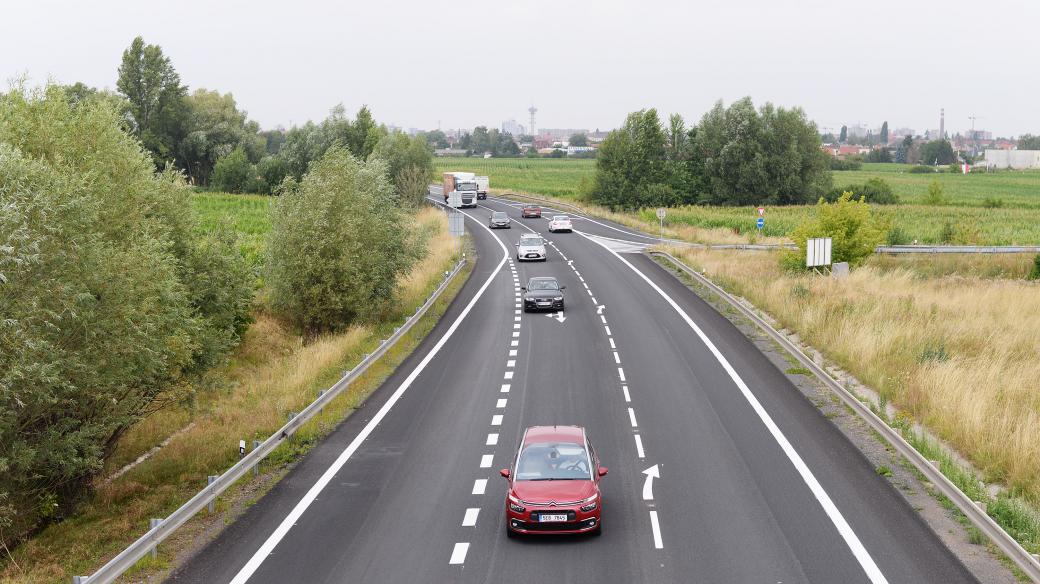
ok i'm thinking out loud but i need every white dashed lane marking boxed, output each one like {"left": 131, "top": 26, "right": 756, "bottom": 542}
{"left": 622, "top": 386, "right": 631, "bottom": 402}
{"left": 449, "top": 542, "right": 469, "bottom": 564}
{"left": 491, "top": 414, "right": 503, "bottom": 426}
{"left": 462, "top": 508, "right": 480, "bottom": 527}
{"left": 618, "top": 367, "right": 626, "bottom": 382}
{"left": 496, "top": 398, "right": 507, "bottom": 408}
{"left": 486, "top": 433, "right": 499, "bottom": 446}
{"left": 634, "top": 434, "right": 645, "bottom": 458}
{"left": 472, "top": 479, "right": 487, "bottom": 495}
{"left": 501, "top": 384, "right": 510, "bottom": 392}
{"left": 628, "top": 408, "right": 638, "bottom": 427}
{"left": 480, "top": 455, "right": 493, "bottom": 468}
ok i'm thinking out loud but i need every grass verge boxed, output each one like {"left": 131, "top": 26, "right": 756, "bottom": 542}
{"left": 1, "top": 206, "right": 469, "bottom": 583}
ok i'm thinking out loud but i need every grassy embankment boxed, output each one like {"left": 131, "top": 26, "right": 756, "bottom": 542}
{"left": 658, "top": 245, "right": 1040, "bottom": 556}
{"left": 2, "top": 197, "right": 466, "bottom": 583}
{"left": 434, "top": 158, "right": 1040, "bottom": 245}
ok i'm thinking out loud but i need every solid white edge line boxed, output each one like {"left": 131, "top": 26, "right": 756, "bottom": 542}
{"left": 649, "top": 511, "right": 664, "bottom": 549}
{"left": 472, "top": 479, "right": 487, "bottom": 495}
{"left": 449, "top": 542, "right": 469, "bottom": 564}
{"left": 576, "top": 230, "right": 889, "bottom": 584}
{"left": 634, "top": 434, "right": 645, "bottom": 458}
{"left": 228, "top": 204, "right": 508, "bottom": 584}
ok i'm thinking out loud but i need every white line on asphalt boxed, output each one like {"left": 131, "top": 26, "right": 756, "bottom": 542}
{"left": 504, "top": 371, "right": 513, "bottom": 379}
{"left": 228, "top": 204, "right": 509, "bottom": 584}
{"left": 512, "top": 331, "right": 519, "bottom": 338}
{"left": 600, "top": 314, "right": 607, "bottom": 324}
{"left": 634, "top": 434, "right": 645, "bottom": 458}
{"left": 578, "top": 230, "right": 889, "bottom": 584}
{"left": 587, "top": 289, "right": 593, "bottom": 296}
{"left": 583, "top": 282, "right": 589, "bottom": 289}
{"left": 613, "top": 352, "right": 621, "bottom": 364}
{"left": 473, "top": 479, "right": 487, "bottom": 495}
{"left": 609, "top": 338, "right": 616, "bottom": 349}
{"left": 462, "top": 508, "right": 480, "bottom": 527}
{"left": 509, "top": 349, "right": 517, "bottom": 357}
{"left": 513, "top": 323, "right": 520, "bottom": 329}
{"left": 622, "top": 386, "right": 631, "bottom": 402}
{"left": 511, "top": 340, "right": 519, "bottom": 346}
{"left": 491, "top": 414, "right": 503, "bottom": 426}
{"left": 496, "top": 398, "right": 507, "bottom": 408}
{"left": 507, "top": 359, "right": 516, "bottom": 367}
{"left": 514, "top": 304, "right": 521, "bottom": 309}
{"left": 628, "top": 408, "right": 638, "bottom": 427}
{"left": 449, "top": 542, "right": 470, "bottom": 564}
{"left": 514, "top": 310, "right": 520, "bottom": 315}
{"left": 480, "top": 455, "right": 493, "bottom": 468}
{"left": 618, "top": 367, "right": 626, "bottom": 382}
{"left": 649, "top": 511, "right": 664, "bottom": 549}
{"left": 514, "top": 316, "right": 521, "bottom": 321}
{"left": 591, "top": 297, "right": 597, "bottom": 304}
{"left": 604, "top": 326, "right": 612, "bottom": 336}
{"left": 486, "top": 433, "right": 499, "bottom": 446}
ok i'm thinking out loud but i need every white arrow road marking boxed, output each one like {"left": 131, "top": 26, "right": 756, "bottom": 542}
{"left": 544, "top": 311, "right": 567, "bottom": 323}
{"left": 642, "top": 464, "right": 660, "bottom": 500}
{"left": 597, "top": 305, "right": 605, "bottom": 314}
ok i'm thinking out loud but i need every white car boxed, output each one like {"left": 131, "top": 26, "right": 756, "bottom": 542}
{"left": 548, "top": 215, "right": 573, "bottom": 233}
{"left": 516, "top": 234, "right": 547, "bottom": 262}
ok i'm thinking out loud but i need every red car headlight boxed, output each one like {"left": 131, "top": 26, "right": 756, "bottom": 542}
{"left": 508, "top": 494, "right": 525, "bottom": 513}
{"left": 579, "top": 494, "right": 599, "bottom": 513}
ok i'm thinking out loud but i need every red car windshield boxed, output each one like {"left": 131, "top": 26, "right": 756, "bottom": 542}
{"left": 515, "top": 442, "right": 591, "bottom": 480}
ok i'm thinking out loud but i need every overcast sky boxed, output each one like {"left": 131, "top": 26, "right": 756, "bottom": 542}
{"left": 3, "top": 0, "right": 1037, "bottom": 137}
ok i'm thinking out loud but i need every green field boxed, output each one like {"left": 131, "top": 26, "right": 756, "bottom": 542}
{"left": 435, "top": 158, "right": 1040, "bottom": 244}
{"left": 192, "top": 191, "right": 272, "bottom": 266}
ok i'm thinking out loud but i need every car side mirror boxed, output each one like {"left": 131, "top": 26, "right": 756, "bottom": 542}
{"left": 500, "top": 468, "right": 510, "bottom": 479}
{"left": 515, "top": 242, "right": 520, "bottom": 247}
{"left": 598, "top": 467, "right": 608, "bottom": 477}
{"left": 560, "top": 285, "right": 566, "bottom": 290}
{"left": 520, "top": 286, "right": 526, "bottom": 291}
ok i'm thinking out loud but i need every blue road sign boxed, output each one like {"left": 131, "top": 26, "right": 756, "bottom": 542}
{"left": 756, "top": 217, "right": 765, "bottom": 229}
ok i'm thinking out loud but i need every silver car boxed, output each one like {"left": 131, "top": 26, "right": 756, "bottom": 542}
{"left": 516, "top": 234, "right": 547, "bottom": 262}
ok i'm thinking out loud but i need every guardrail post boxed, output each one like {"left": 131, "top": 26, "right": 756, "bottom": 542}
{"left": 72, "top": 576, "right": 85, "bottom": 584}
{"left": 318, "top": 389, "right": 326, "bottom": 417}
{"left": 207, "top": 475, "right": 217, "bottom": 513}
{"left": 252, "top": 440, "right": 261, "bottom": 476}
{"left": 149, "top": 518, "right": 162, "bottom": 558}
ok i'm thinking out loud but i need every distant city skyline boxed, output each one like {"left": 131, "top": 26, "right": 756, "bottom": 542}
{"left": 2, "top": 0, "right": 1037, "bottom": 138}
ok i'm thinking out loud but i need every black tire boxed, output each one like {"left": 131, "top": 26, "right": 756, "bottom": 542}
{"left": 589, "top": 524, "right": 602, "bottom": 536}
{"left": 506, "top": 526, "right": 517, "bottom": 539}
{"left": 559, "top": 302, "right": 565, "bottom": 312}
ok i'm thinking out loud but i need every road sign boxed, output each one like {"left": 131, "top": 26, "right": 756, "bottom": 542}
{"left": 448, "top": 210, "right": 465, "bottom": 237}
{"left": 806, "top": 237, "right": 833, "bottom": 267}
{"left": 756, "top": 217, "right": 765, "bottom": 229}
{"left": 757, "top": 207, "right": 765, "bottom": 217}
{"left": 656, "top": 208, "right": 666, "bottom": 220}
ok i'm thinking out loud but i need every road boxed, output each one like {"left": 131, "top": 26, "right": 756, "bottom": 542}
{"left": 168, "top": 193, "right": 977, "bottom": 583}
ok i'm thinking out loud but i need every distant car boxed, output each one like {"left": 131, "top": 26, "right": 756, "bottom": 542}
{"left": 522, "top": 205, "right": 542, "bottom": 218}
{"left": 489, "top": 211, "right": 511, "bottom": 229}
{"left": 516, "top": 234, "right": 547, "bottom": 262}
{"left": 501, "top": 425, "right": 606, "bottom": 537}
{"left": 522, "top": 276, "right": 564, "bottom": 312}
{"left": 548, "top": 215, "right": 572, "bottom": 233}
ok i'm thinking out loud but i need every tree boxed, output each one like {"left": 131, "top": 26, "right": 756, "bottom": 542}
{"left": 895, "top": 135, "right": 913, "bottom": 163}
{"left": 211, "top": 146, "right": 253, "bottom": 193}
{"left": 591, "top": 109, "right": 677, "bottom": 209}
{"left": 839, "top": 125, "right": 848, "bottom": 143}
{"left": 784, "top": 192, "right": 888, "bottom": 269}
{"left": 1018, "top": 134, "right": 1040, "bottom": 150}
{"left": 693, "top": 98, "right": 830, "bottom": 206}
{"left": 345, "top": 105, "right": 380, "bottom": 159}
{"left": 919, "top": 140, "right": 957, "bottom": 166}
{"left": 569, "top": 133, "right": 588, "bottom": 147}
{"left": 880, "top": 121, "right": 889, "bottom": 144}
{"left": 0, "top": 84, "right": 251, "bottom": 543}
{"left": 666, "top": 114, "right": 686, "bottom": 159}
{"left": 470, "top": 126, "right": 491, "bottom": 154}
{"left": 422, "top": 129, "right": 449, "bottom": 148}
{"left": 116, "top": 36, "right": 188, "bottom": 168}
{"left": 865, "top": 148, "right": 892, "bottom": 163}
{"left": 178, "top": 89, "right": 265, "bottom": 186}
{"left": 267, "top": 148, "right": 421, "bottom": 336}
{"left": 369, "top": 131, "right": 434, "bottom": 206}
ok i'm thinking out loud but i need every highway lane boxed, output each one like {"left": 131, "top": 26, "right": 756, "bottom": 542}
{"left": 167, "top": 196, "right": 977, "bottom": 583}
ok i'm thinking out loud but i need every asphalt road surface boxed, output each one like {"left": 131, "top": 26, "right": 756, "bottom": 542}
{"left": 168, "top": 193, "right": 977, "bottom": 584}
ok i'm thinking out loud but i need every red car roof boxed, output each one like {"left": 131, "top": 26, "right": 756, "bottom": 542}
{"left": 522, "top": 425, "right": 585, "bottom": 446}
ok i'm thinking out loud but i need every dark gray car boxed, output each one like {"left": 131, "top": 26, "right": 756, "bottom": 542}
{"left": 522, "top": 277, "right": 565, "bottom": 312}
{"left": 489, "top": 211, "right": 511, "bottom": 229}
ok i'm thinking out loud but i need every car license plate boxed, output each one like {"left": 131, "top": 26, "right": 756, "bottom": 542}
{"left": 527, "top": 253, "right": 538, "bottom": 258}
{"left": 538, "top": 301, "right": 551, "bottom": 305}
{"left": 539, "top": 513, "right": 568, "bottom": 522}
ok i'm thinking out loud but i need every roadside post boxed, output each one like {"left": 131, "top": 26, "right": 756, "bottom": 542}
{"left": 448, "top": 207, "right": 465, "bottom": 258}
{"left": 149, "top": 518, "right": 162, "bottom": 559}
{"left": 656, "top": 208, "right": 666, "bottom": 243}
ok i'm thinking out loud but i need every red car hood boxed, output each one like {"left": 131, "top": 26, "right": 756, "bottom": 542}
{"left": 512, "top": 479, "right": 596, "bottom": 504}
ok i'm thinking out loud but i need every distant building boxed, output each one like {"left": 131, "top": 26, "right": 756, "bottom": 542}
{"left": 566, "top": 146, "right": 597, "bottom": 155}
{"left": 587, "top": 131, "right": 611, "bottom": 142}
{"left": 434, "top": 148, "right": 468, "bottom": 157}
{"left": 502, "top": 119, "right": 525, "bottom": 136}
{"left": 983, "top": 149, "right": 1040, "bottom": 169}
{"left": 821, "top": 144, "right": 870, "bottom": 158}
{"left": 846, "top": 124, "right": 869, "bottom": 139}
{"left": 891, "top": 127, "right": 915, "bottom": 137}
{"left": 538, "top": 128, "right": 588, "bottom": 140}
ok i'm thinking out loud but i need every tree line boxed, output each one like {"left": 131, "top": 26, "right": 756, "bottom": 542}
{"left": 590, "top": 98, "right": 832, "bottom": 209}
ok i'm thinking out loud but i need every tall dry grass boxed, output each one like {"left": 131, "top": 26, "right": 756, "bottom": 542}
{"left": 664, "top": 246, "right": 1040, "bottom": 501}
{"left": 4, "top": 207, "right": 459, "bottom": 583}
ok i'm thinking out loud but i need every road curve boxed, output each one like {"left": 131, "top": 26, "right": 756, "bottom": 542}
{"left": 166, "top": 197, "right": 976, "bottom": 583}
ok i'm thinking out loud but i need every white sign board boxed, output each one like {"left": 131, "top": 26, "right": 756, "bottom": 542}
{"left": 806, "top": 237, "right": 833, "bottom": 268}
{"left": 447, "top": 191, "right": 463, "bottom": 208}
{"left": 656, "top": 208, "right": 666, "bottom": 220}
{"left": 448, "top": 210, "right": 465, "bottom": 237}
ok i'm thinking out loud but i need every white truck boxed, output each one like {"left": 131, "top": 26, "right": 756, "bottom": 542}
{"left": 476, "top": 176, "right": 489, "bottom": 200}
{"left": 442, "top": 172, "right": 479, "bottom": 208}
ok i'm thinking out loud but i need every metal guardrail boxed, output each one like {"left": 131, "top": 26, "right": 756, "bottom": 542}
{"left": 493, "top": 193, "right": 1040, "bottom": 255}
{"left": 650, "top": 250, "right": 1040, "bottom": 582}
{"left": 76, "top": 255, "right": 468, "bottom": 584}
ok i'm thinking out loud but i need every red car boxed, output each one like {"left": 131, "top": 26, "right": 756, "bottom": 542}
{"left": 500, "top": 425, "right": 607, "bottom": 536}
{"left": 521, "top": 205, "right": 542, "bottom": 218}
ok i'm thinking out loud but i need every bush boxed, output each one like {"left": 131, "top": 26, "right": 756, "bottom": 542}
{"left": 909, "top": 165, "right": 937, "bottom": 174}
{"left": 982, "top": 197, "right": 1004, "bottom": 209}
{"left": 939, "top": 221, "right": 956, "bottom": 244}
{"left": 783, "top": 191, "right": 888, "bottom": 269}
{"left": 0, "top": 84, "right": 252, "bottom": 543}
{"left": 829, "top": 157, "right": 863, "bottom": 171}
{"left": 211, "top": 146, "right": 253, "bottom": 193}
{"left": 948, "top": 163, "right": 962, "bottom": 173}
{"left": 922, "top": 180, "right": 948, "bottom": 206}
{"left": 887, "top": 225, "right": 911, "bottom": 245}
{"left": 267, "top": 148, "right": 423, "bottom": 336}
{"left": 1029, "top": 254, "right": 1040, "bottom": 281}
{"left": 826, "top": 177, "right": 899, "bottom": 205}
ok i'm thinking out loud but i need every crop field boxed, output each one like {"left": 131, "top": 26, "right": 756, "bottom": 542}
{"left": 432, "top": 157, "right": 595, "bottom": 198}
{"left": 442, "top": 158, "right": 1040, "bottom": 244}
{"left": 192, "top": 191, "right": 272, "bottom": 266}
